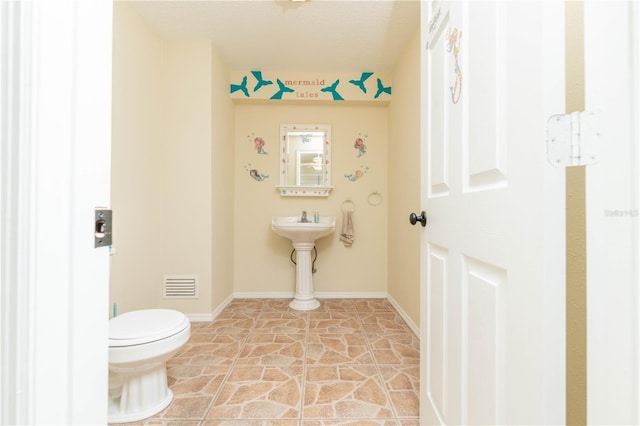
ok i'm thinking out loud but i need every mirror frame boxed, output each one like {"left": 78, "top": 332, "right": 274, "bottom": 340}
{"left": 278, "top": 124, "right": 333, "bottom": 197}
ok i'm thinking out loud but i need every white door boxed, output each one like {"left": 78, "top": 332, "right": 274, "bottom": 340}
{"left": 584, "top": 1, "right": 639, "bottom": 423}
{"left": 0, "top": 1, "right": 112, "bottom": 424}
{"left": 418, "top": 1, "right": 566, "bottom": 424}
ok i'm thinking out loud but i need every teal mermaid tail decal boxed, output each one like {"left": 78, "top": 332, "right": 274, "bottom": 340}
{"left": 230, "top": 75, "right": 249, "bottom": 97}
{"left": 251, "top": 71, "right": 273, "bottom": 92}
{"left": 321, "top": 79, "right": 344, "bottom": 101}
{"left": 270, "top": 79, "right": 295, "bottom": 100}
{"left": 349, "top": 72, "right": 373, "bottom": 94}
{"left": 373, "top": 78, "right": 391, "bottom": 99}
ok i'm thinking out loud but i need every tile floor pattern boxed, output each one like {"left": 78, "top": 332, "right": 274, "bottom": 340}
{"left": 117, "top": 298, "right": 420, "bottom": 426}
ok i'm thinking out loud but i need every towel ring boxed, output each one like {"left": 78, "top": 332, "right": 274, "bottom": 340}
{"left": 367, "top": 191, "right": 383, "bottom": 206}
{"left": 341, "top": 199, "right": 356, "bottom": 213}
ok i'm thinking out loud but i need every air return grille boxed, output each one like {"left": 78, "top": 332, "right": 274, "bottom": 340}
{"left": 162, "top": 275, "right": 199, "bottom": 299}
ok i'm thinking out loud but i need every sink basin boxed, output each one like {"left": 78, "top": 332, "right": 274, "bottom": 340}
{"left": 271, "top": 216, "right": 336, "bottom": 243}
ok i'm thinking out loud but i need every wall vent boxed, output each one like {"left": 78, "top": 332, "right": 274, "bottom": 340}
{"left": 162, "top": 275, "right": 199, "bottom": 299}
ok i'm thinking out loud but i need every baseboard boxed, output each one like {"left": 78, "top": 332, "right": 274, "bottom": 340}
{"left": 316, "top": 291, "right": 388, "bottom": 299}
{"left": 386, "top": 294, "right": 420, "bottom": 338}
{"left": 233, "top": 291, "right": 294, "bottom": 299}
{"left": 211, "top": 293, "right": 235, "bottom": 320}
{"left": 232, "top": 291, "right": 388, "bottom": 299}
{"left": 186, "top": 313, "right": 214, "bottom": 322}
{"left": 186, "top": 293, "right": 234, "bottom": 322}
{"left": 206, "top": 292, "right": 420, "bottom": 339}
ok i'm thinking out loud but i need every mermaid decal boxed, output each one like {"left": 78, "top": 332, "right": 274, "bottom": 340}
{"left": 254, "top": 136, "right": 268, "bottom": 155}
{"left": 344, "top": 166, "right": 368, "bottom": 182}
{"left": 244, "top": 162, "right": 269, "bottom": 181}
{"left": 354, "top": 137, "right": 367, "bottom": 158}
{"left": 446, "top": 27, "right": 462, "bottom": 104}
{"left": 249, "top": 169, "right": 268, "bottom": 182}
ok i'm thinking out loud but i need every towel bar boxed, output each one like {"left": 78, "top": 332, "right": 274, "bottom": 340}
{"left": 367, "top": 191, "right": 382, "bottom": 206}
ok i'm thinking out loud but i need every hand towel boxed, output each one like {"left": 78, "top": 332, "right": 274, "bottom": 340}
{"left": 340, "top": 210, "right": 354, "bottom": 246}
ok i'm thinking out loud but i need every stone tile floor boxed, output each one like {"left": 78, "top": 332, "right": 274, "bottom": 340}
{"left": 118, "top": 298, "right": 420, "bottom": 426}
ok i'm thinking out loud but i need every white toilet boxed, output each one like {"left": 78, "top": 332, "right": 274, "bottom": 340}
{"left": 108, "top": 309, "right": 191, "bottom": 423}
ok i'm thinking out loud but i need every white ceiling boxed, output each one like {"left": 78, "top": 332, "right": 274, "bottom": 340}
{"left": 126, "top": 0, "right": 421, "bottom": 73}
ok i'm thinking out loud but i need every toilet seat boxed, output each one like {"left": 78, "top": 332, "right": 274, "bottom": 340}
{"left": 109, "top": 309, "right": 190, "bottom": 347}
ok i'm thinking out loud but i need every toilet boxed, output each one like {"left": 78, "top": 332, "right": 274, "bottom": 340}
{"left": 108, "top": 309, "right": 191, "bottom": 423}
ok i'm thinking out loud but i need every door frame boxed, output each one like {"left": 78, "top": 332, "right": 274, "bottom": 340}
{"left": 584, "top": 1, "right": 640, "bottom": 423}
{"left": 0, "top": 1, "right": 112, "bottom": 424}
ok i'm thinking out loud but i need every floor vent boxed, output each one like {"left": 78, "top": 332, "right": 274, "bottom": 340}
{"left": 163, "top": 275, "right": 199, "bottom": 299}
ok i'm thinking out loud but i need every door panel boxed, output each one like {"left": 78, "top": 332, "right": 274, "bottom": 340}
{"left": 465, "top": 257, "right": 506, "bottom": 425}
{"left": 464, "top": 2, "right": 507, "bottom": 191}
{"left": 427, "top": 7, "right": 450, "bottom": 197}
{"left": 427, "top": 243, "right": 448, "bottom": 418}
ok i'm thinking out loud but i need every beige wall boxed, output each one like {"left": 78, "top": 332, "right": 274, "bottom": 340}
{"left": 156, "top": 41, "right": 214, "bottom": 313}
{"left": 388, "top": 29, "right": 421, "bottom": 328}
{"left": 111, "top": 3, "right": 235, "bottom": 316}
{"left": 233, "top": 104, "right": 389, "bottom": 296}
{"left": 111, "top": 3, "right": 421, "bottom": 324}
{"left": 110, "top": 2, "right": 164, "bottom": 314}
{"left": 211, "top": 45, "right": 236, "bottom": 309}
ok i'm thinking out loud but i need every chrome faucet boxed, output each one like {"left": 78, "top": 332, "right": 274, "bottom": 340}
{"left": 300, "top": 211, "right": 309, "bottom": 223}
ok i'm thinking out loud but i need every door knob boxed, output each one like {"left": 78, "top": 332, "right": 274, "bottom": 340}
{"left": 409, "top": 211, "right": 427, "bottom": 227}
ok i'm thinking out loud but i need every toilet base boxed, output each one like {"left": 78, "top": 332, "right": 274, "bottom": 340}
{"left": 108, "top": 362, "right": 173, "bottom": 423}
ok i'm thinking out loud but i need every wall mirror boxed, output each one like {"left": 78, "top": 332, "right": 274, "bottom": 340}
{"left": 278, "top": 124, "right": 332, "bottom": 196}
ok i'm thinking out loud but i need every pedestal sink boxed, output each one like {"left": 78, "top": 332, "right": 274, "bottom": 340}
{"left": 271, "top": 216, "right": 336, "bottom": 310}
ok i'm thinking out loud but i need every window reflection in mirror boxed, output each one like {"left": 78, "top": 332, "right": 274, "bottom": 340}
{"left": 279, "top": 124, "right": 332, "bottom": 196}
{"left": 296, "top": 150, "right": 323, "bottom": 186}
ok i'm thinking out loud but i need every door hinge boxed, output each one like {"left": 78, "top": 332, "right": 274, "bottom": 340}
{"left": 546, "top": 110, "right": 600, "bottom": 167}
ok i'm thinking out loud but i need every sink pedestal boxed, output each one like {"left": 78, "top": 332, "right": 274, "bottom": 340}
{"left": 290, "top": 242, "right": 320, "bottom": 310}
{"left": 271, "top": 216, "right": 335, "bottom": 312}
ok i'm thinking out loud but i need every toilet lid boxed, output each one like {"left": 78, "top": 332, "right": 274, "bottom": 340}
{"left": 109, "top": 309, "right": 190, "bottom": 347}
